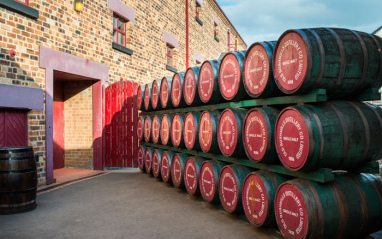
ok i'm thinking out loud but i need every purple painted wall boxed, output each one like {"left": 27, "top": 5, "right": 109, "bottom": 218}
{"left": 0, "top": 84, "right": 43, "bottom": 110}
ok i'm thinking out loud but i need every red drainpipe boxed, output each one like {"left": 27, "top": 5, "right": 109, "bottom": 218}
{"left": 185, "top": 0, "right": 189, "bottom": 69}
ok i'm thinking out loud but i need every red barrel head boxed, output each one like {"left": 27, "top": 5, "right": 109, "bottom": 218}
{"left": 218, "top": 109, "right": 238, "bottom": 156}
{"left": 219, "top": 166, "right": 239, "bottom": 213}
{"left": 199, "top": 161, "right": 216, "bottom": 202}
{"left": 152, "top": 115, "right": 161, "bottom": 144}
{"left": 138, "top": 146, "right": 145, "bottom": 171}
{"left": 171, "top": 74, "right": 183, "bottom": 107}
{"left": 219, "top": 54, "right": 241, "bottom": 100}
{"left": 161, "top": 151, "right": 172, "bottom": 183}
{"left": 144, "top": 148, "right": 152, "bottom": 174}
{"left": 243, "top": 109, "right": 268, "bottom": 162}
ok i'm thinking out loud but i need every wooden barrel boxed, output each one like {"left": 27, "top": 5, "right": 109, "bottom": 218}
{"left": 160, "top": 114, "right": 173, "bottom": 146}
{"left": 138, "top": 145, "right": 146, "bottom": 172}
{"left": 275, "top": 101, "right": 382, "bottom": 171}
{"left": 184, "top": 156, "right": 206, "bottom": 196}
{"left": 161, "top": 151, "right": 174, "bottom": 183}
{"left": 199, "top": 110, "right": 221, "bottom": 153}
{"left": 152, "top": 149, "right": 164, "bottom": 179}
{"left": 0, "top": 147, "right": 37, "bottom": 214}
{"left": 242, "top": 171, "right": 288, "bottom": 227}
{"left": 183, "top": 66, "right": 202, "bottom": 106}
{"left": 171, "top": 153, "right": 188, "bottom": 188}
{"left": 151, "top": 115, "right": 161, "bottom": 144}
{"left": 218, "top": 108, "right": 248, "bottom": 157}
{"left": 144, "top": 83, "right": 152, "bottom": 111}
{"left": 218, "top": 50, "right": 250, "bottom": 101}
{"left": 183, "top": 111, "right": 202, "bottom": 150}
{"left": 275, "top": 173, "right": 382, "bottom": 239}
{"left": 171, "top": 113, "right": 186, "bottom": 148}
{"left": 219, "top": 164, "right": 252, "bottom": 214}
{"left": 160, "top": 76, "right": 173, "bottom": 109}
{"left": 137, "top": 115, "right": 144, "bottom": 141}
{"left": 243, "top": 107, "right": 280, "bottom": 164}
{"left": 198, "top": 60, "right": 223, "bottom": 104}
{"left": 171, "top": 72, "right": 186, "bottom": 108}
{"left": 243, "top": 41, "right": 281, "bottom": 98}
{"left": 199, "top": 159, "right": 227, "bottom": 203}
{"left": 144, "top": 147, "right": 154, "bottom": 174}
{"left": 144, "top": 116, "right": 152, "bottom": 143}
{"left": 151, "top": 79, "right": 162, "bottom": 110}
{"left": 137, "top": 85, "right": 144, "bottom": 110}
{"left": 273, "top": 28, "right": 382, "bottom": 97}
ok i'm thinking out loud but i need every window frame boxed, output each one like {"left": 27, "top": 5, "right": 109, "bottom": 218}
{"left": 166, "top": 44, "right": 174, "bottom": 67}
{"left": 214, "top": 23, "right": 218, "bottom": 38}
{"left": 14, "top": 0, "right": 29, "bottom": 6}
{"left": 195, "top": 2, "right": 201, "bottom": 18}
{"left": 113, "top": 16, "right": 127, "bottom": 47}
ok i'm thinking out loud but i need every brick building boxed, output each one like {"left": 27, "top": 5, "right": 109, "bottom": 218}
{"left": 0, "top": 0, "right": 247, "bottom": 185}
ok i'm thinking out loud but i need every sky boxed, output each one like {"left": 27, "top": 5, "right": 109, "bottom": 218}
{"left": 216, "top": 0, "right": 382, "bottom": 45}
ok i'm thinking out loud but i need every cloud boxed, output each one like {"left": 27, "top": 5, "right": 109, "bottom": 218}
{"left": 217, "top": 0, "right": 382, "bottom": 45}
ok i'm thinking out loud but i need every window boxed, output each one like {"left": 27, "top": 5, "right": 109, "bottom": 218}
{"left": 235, "top": 37, "right": 238, "bottom": 51}
{"left": 14, "top": 0, "right": 29, "bottom": 6}
{"left": 214, "top": 23, "right": 218, "bottom": 38}
{"left": 113, "top": 16, "right": 126, "bottom": 46}
{"left": 196, "top": 2, "right": 201, "bottom": 18}
{"left": 166, "top": 44, "right": 174, "bottom": 67}
{"left": 227, "top": 30, "right": 231, "bottom": 52}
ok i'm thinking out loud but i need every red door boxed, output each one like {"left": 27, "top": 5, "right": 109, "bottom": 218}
{"left": 0, "top": 109, "right": 28, "bottom": 147}
{"left": 53, "top": 81, "right": 65, "bottom": 169}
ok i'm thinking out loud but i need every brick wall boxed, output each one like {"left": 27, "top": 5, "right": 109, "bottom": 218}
{"left": 63, "top": 81, "right": 94, "bottom": 169}
{"left": 0, "top": 0, "right": 247, "bottom": 185}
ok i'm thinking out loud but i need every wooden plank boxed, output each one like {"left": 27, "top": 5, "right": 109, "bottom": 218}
{"left": 111, "top": 83, "right": 117, "bottom": 167}
{"left": 350, "top": 88, "right": 381, "bottom": 102}
{"left": 143, "top": 142, "right": 335, "bottom": 183}
{"left": 0, "top": 110, "right": 5, "bottom": 147}
{"left": 126, "top": 81, "right": 133, "bottom": 167}
{"left": 141, "top": 89, "right": 327, "bottom": 115}
{"left": 132, "top": 82, "right": 139, "bottom": 167}
{"left": 5, "top": 110, "right": 28, "bottom": 147}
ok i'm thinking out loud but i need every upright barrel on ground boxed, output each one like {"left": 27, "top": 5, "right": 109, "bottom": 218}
{"left": 137, "top": 115, "right": 144, "bottom": 141}
{"left": 151, "top": 115, "right": 161, "bottom": 144}
{"left": 273, "top": 28, "right": 382, "bottom": 97}
{"left": 275, "top": 173, "right": 382, "bottom": 239}
{"left": 275, "top": 101, "right": 382, "bottom": 171}
{"left": 218, "top": 108, "right": 248, "bottom": 158}
{"left": 243, "top": 41, "right": 281, "bottom": 98}
{"left": 151, "top": 79, "right": 162, "bottom": 110}
{"left": 144, "top": 147, "right": 154, "bottom": 174}
{"left": 137, "top": 85, "right": 144, "bottom": 110}
{"left": 243, "top": 107, "right": 280, "bottom": 164}
{"left": 171, "top": 153, "right": 188, "bottom": 188}
{"left": 183, "top": 112, "right": 201, "bottom": 150}
{"left": 144, "top": 84, "right": 152, "bottom": 111}
{"left": 0, "top": 147, "right": 37, "bottom": 214}
{"left": 152, "top": 149, "right": 164, "bottom": 179}
{"left": 171, "top": 113, "right": 186, "bottom": 148}
{"left": 144, "top": 116, "right": 152, "bottom": 142}
{"left": 218, "top": 51, "right": 249, "bottom": 101}
{"left": 199, "top": 110, "right": 221, "bottom": 153}
{"left": 242, "top": 171, "right": 288, "bottom": 227}
{"left": 184, "top": 157, "right": 206, "bottom": 196}
{"left": 161, "top": 151, "right": 174, "bottom": 183}
{"left": 160, "top": 114, "right": 173, "bottom": 146}
{"left": 219, "top": 165, "right": 252, "bottom": 214}
{"left": 138, "top": 145, "right": 146, "bottom": 172}
{"left": 199, "top": 159, "right": 227, "bottom": 203}
{"left": 160, "top": 76, "right": 173, "bottom": 109}
{"left": 198, "top": 60, "right": 223, "bottom": 104}
{"left": 183, "top": 67, "right": 202, "bottom": 106}
{"left": 171, "top": 72, "right": 186, "bottom": 108}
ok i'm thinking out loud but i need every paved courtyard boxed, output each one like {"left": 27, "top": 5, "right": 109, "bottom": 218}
{"left": 0, "top": 172, "right": 283, "bottom": 239}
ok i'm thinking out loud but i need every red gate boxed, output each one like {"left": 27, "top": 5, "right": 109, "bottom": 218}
{"left": 104, "top": 80, "right": 138, "bottom": 168}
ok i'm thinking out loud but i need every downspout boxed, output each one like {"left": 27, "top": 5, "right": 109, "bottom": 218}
{"left": 185, "top": 0, "right": 189, "bottom": 69}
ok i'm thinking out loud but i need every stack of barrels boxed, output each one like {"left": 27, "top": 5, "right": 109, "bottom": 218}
{"left": 138, "top": 27, "right": 382, "bottom": 239}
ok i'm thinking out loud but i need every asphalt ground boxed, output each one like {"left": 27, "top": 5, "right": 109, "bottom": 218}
{"left": 0, "top": 172, "right": 283, "bottom": 239}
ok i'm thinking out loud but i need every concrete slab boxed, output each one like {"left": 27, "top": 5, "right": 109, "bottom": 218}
{"left": 0, "top": 172, "right": 283, "bottom": 239}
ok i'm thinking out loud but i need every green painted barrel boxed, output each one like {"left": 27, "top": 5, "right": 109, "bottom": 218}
{"left": 151, "top": 79, "right": 162, "bottom": 110}
{"left": 273, "top": 28, "right": 382, "bottom": 97}
{"left": 137, "top": 115, "right": 144, "bottom": 141}
{"left": 160, "top": 76, "right": 173, "bottom": 109}
{"left": 218, "top": 51, "right": 250, "bottom": 101}
{"left": 160, "top": 114, "right": 173, "bottom": 146}
{"left": 137, "top": 85, "right": 144, "bottom": 110}
{"left": 243, "top": 107, "right": 280, "bottom": 164}
{"left": 143, "top": 116, "right": 152, "bottom": 143}
{"left": 171, "top": 113, "right": 186, "bottom": 148}
{"left": 199, "top": 159, "right": 228, "bottom": 203}
{"left": 199, "top": 110, "right": 221, "bottom": 153}
{"left": 161, "top": 151, "right": 174, "bottom": 183}
{"left": 275, "top": 173, "right": 382, "bottom": 239}
{"left": 219, "top": 164, "right": 252, "bottom": 214}
{"left": 183, "top": 111, "right": 202, "bottom": 150}
{"left": 151, "top": 115, "right": 162, "bottom": 144}
{"left": 184, "top": 156, "right": 206, "bottom": 196}
{"left": 171, "top": 72, "right": 186, "bottom": 108}
{"left": 0, "top": 147, "right": 37, "bottom": 214}
{"left": 242, "top": 171, "right": 288, "bottom": 227}
{"left": 275, "top": 101, "right": 382, "bottom": 171}
{"left": 183, "top": 66, "right": 203, "bottom": 106}
{"left": 144, "top": 83, "right": 153, "bottom": 111}
{"left": 171, "top": 153, "right": 188, "bottom": 188}
{"left": 144, "top": 147, "right": 154, "bottom": 174}
{"left": 243, "top": 41, "right": 282, "bottom": 98}
{"left": 198, "top": 60, "right": 224, "bottom": 104}
{"left": 152, "top": 149, "right": 164, "bottom": 179}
